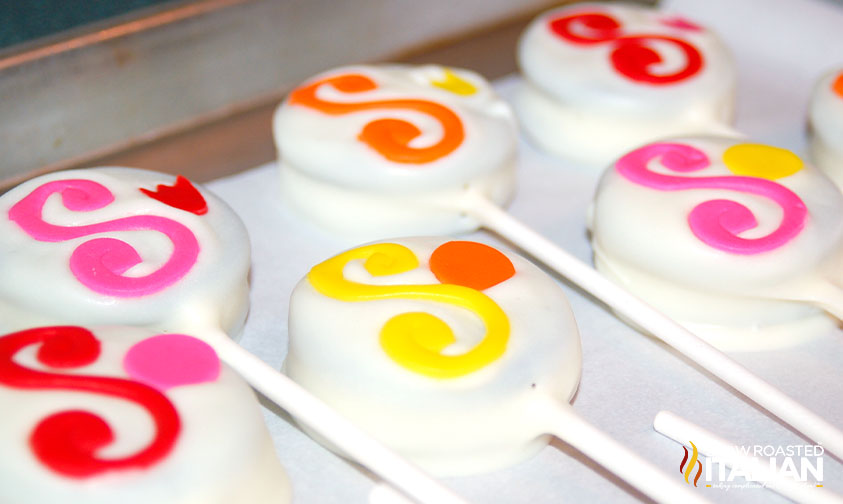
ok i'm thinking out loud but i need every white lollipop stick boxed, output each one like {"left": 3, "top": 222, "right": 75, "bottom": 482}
{"left": 535, "top": 400, "right": 710, "bottom": 503}
{"left": 201, "top": 330, "right": 468, "bottom": 504}
{"left": 654, "top": 411, "right": 843, "bottom": 504}
{"left": 461, "top": 191, "right": 843, "bottom": 458}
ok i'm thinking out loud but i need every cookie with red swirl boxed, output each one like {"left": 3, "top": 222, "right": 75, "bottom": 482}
{"left": 516, "top": 3, "right": 737, "bottom": 166}
{"left": 0, "top": 325, "right": 290, "bottom": 503}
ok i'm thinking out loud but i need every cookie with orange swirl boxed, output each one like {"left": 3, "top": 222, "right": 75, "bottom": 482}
{"left": 809, "top": 68, "right": 843, "bottom": 188}
{"left": 273, "top": 65, "right": 517, "bottom": 240}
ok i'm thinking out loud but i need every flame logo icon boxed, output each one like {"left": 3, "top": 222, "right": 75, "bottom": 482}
{"left": 680, "top": 441, "right": 703, "bottom": 486}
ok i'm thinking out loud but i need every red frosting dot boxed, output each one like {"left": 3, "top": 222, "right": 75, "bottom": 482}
{"left": 429, "top": 241, "right": 515, "bottom": 291}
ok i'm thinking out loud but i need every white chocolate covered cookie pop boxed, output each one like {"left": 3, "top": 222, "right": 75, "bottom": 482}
{"left": 273, "top": 64, "right": 517, "bottom": 240}
{"left": 516, "top": 3, "right": 737, "bottom": 166}
{"left": 0, "top": 325, "right": 290, "bottom": 504}
{"left": 286, "top": 237, "right": 708, "bottom": 503}
{"left": 809, "top": 68, "right": 843, "bottom": 188}
{"left": 288, "top": 237, "right": 581, "bottom": 475}
{"left": 590, "top": 137, "right": 843, "bottom": 349}
{"left": 0, "top": 168, "right": 250, "bottom": 336}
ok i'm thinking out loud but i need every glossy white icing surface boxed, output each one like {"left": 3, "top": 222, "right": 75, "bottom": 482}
{"left": 285, "top": 237, "right": 582, "bottom": 476}
{"left": 0, "top": 168, "right": 251, "bottom": 337}
{"left": 273, "top": 64, "right": 518, "bottom": 240}
{"left": 809, "top": 68, "right": 843, "bottom": 188}
{"left": 590, "top": 136, "right": 843, "bottom": 349}
{"left": 0, "top": 325, "right": 290, "bottom": 504}
{"left": 516, "top": 3, "right": 737, "bottom": 166}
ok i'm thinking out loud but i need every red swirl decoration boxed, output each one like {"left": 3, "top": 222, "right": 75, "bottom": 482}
{"left": 288, "top": 73, "right": 464, "bottom": 164}
{"left": 0, "top": 326, "right": 180, "bottom": 478}
{"left": 549, "top": 11, "right": 703, "bottom": 85}
{"left": 549, "top": 12, "right": 622, "bottom": 44}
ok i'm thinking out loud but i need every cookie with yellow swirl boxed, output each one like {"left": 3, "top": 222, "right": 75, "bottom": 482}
{"left": 590, "top": 136, "right": 843, "bottom": 349}
{"left": 273, "top": 64, "right": 517, "bottom": 240}
{"left": 285, "top": 237, "right": 581, "bottom": 476}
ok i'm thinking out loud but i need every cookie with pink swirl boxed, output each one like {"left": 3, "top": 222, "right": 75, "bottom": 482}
{"left": 0, "top": 325, "right": 290, "bottom": 503}
{"left": 590, "top": 137, "right": 843, "bottom": 349}
{"left": 516, "top": 3, "right": 736, "bottom": 167}
{"left": 0, "top": 168, "right": 250, "bottom": 336}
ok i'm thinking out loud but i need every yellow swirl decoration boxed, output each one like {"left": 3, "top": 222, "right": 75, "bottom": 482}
{"left": 307, "top": 243, "right": 510, "bottom": 378}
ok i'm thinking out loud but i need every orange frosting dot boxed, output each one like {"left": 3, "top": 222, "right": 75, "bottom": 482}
{"left": 833, "top": 72, "right": 843, "bottom": 99}
{"left": 429, "top": 241, "right": 515, "bottom": 291}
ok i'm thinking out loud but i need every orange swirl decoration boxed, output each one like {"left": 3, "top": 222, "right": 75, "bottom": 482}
{"left": 288, "top": 73, "right": 465, "bottom": 164}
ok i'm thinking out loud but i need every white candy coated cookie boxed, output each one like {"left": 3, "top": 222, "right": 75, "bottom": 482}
{"left": 809, "top": 68, "right": 843, "bottom": 188}
{"left": 590, "top": 137, "right": 843, "bottom": 349}
{"left": 0, "top": 325, "right": 290, "bottom": 504}
{"left": 286, "top": 237, "right": 582, "bottom": 476}
{"left": 273, "top": 65, "right": 517, "bottom": 240}
{"left": 0, "top": 168, "right": 251, "bottom": 336}
{"left": 517, "top": 3, "right": 736, "bottom": 166}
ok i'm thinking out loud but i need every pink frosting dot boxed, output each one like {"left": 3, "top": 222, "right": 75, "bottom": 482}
{"left": 124, "top": 334, "right": 220, "bottom": 390}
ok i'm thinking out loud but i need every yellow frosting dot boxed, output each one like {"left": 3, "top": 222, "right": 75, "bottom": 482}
{"left": 431, "top": 69, "right": 478, "bottom": 96}
{"left": 722, "top": 143, "right": 803, "bottom": 180}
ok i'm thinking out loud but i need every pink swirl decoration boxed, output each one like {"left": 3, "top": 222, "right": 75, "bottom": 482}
{"left": 615, "top": 143, "right": 807, "bottom": 254}
{"left": 8, "top": 179, "right": 199, "bottom": 297}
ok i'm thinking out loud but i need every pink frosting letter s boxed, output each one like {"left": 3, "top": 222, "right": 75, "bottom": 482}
{"left": 8, "top": 179, "right": 200, "bottom": 297}
{"left": 615, "top": 143, "right": 807, "bottom": 254}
